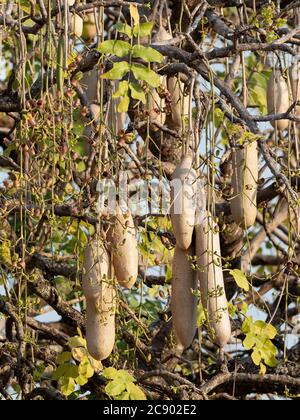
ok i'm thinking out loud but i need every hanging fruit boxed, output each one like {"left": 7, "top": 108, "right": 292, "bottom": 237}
{"left": 171, "top": 244, "right": 198, "bottom": 350}
{"left": 106, "top": 206, "right": 138, "bottom": 289}
{"left": 170, "top": 154, "right": 197, "bottom": 251}
{"left": 230, "top": 141, "right": 258, "bottom": 228}
{"left": 196, "top": 214, "right": 231, "bottom": 348}
{"left": 82, "top": 239, "right": 116, "bottom": 361}
{"left": 267, "top": 69, "right": 290, "bottom": 131}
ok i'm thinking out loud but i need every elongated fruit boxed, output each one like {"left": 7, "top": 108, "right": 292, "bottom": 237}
{"left": 230, "top": 141, "right": 258, "bottom": 228}
{"left": 57, "top": 35, "right": 64, "bottom": 95}
{"left": 166, "top": 76, "right": 189, "bottom": 133}
{"left": 70, "top": 13, "right": 83, "bottom": 38}
{"left": 82, "top": 239, "right": 116, "bottom": 361}
{"left": 196, "top": 215, "right": 231, "bottom": 348}
{"left": 170, "top": 154, "right": 197, "bottom": 250}
{"left": 107, "top": 206, "right": 138, "bottom": 289}
{"left": 267, "top": 69, "right": 290, "bottom": 131}
{"left": 145, "top": 26, "right": 172, "bottom": 130}
{"left": 171, "top": 244, "right": 198, "bottom": 350}
{"left": 289, "top": 62, "right": 300, "bottom": 116}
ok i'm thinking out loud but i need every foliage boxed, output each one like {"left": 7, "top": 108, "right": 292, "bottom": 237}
{"left": 242, "top": 317, "right": 278, "bottom": 374}
{"left": 103, "top": 367, "right": 146, "bottom": 400}
{"left": 53, "top": 333, "right": 102, "bottom": 397}
{"left": 99, "top": 9, "right": 162, "bottom": 112}
{"left": 0, "top": 0, "right": 298, "bottom": 402}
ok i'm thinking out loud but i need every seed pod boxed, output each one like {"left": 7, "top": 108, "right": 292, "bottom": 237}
{"left": 145, "top": 27, "right": 172, "bottom": 130}
{"left": 267, "top": 69, "right": 290, "bottom": 131}
{"left": 166, "top": 76, "right": 189, "bottom": 133}
{"left": 230, "top": 141, "right": 258, "bottom": 228}
{"left": 196, "top": 215, "right": 231, "bottom": 348}
{"left": 171, "top": 244, "right": 198, "bottom": 350}
{"left": 82, "top": 239, "right": 116, "bottom": 361}
{"left": 107, "top": 206, "right": 138, "bottom": 289}
{"left": 289, "top": 61, "right": 300, "bottom": 105}
{"left": 70, "top": 14, "right": 83, "bottom": 38}
{"left": 289, "top": 62, "right": 300, "bottom": 124}
{"left": 170, "top": 154, "right": 197, "bottom": 251}
{"left": 57, "top": 35, "right": 65, "bottom": 95}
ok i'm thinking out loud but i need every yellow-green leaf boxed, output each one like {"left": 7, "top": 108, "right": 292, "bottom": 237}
{"left": 60, "top": 377, "right": 76, "bottom": 397}
{"left": 101, "top": 62, "right": 130, "bottom": 81}
{"left": 126, "top": 382, "right": 147, "bottom": 400}
{"left": 57, "top": 352, "right": 72, "bottom": 365}
{"left": 105, "top": 380, "right": 126, "bottom": 397}
{"left": 132, "top": 45, "right": 163, "bottom": 63}
{"left": 118, "top": 94, "right": 130, "bottom": 112}
{"left": 130, "top": 4, "right": 139, "bottom": 25}
{"left": 98, "top": 40, "right": 131, "bottom": 58}
{"left": 0, "top": 240, "right": 12, "bottom": 266}
{"left": 113, "top": 80, "right": 129, "bottom": 99}
{"left": 259, "top": 363, "right": 267, "bottom": 375}
{"left": 75, "top": 375, "right": 89, "bottom": 386}
{"left": 131, "top": 64, "right": 160, "bottom": 87}
{"left": 133, "top": 22, "right": 154, "bottom": 38}
{"left": 103, "top": 367, "right": 118, "bottom": 380}
{"left": 115, "top": 23, "right": 133, "bottom": 38}
{"left": 230, "top": 269, "right": 250, "bottom": 292}
{"left": 72, "top": 347, "right": 87, "bottom": 362}
{"left": 129, "top": 82, "right": 146, "bottom": 104}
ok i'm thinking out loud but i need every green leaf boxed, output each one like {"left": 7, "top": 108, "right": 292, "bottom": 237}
{"left": 115, "top": 23, "right": 133, "bottom": 38}
{"left": 72, "top": 347, "right": 87, "bottom": 362}
{"left": 243, "top": 333, "right": 256, "bottom": 350}
{"left": 230, "top": 269, "right": 250, "bottom": 292}
{"left": 0, "top": 240, "right": 12, "bottom": 266}
{"left": 60, "top": 377, "right": 76, "bottom": 397}
{"left": 118, "top": 94, "right": 130, "bottom": 112}
{"left": 263, "top": 352, "right": 277, "bottom": 368}
{"left": 254, "top": 321, "right": 277, "bottom": 339}
{"left": 52, "top": 363, "right": 69, "bottom": 381}
{"left": 101, "top": 62, "right": 131, "bottom": 81}
{"left": 115, "top": 391, "right": 130, "bottom": 400}
{"left": 103, "top": 367, "right": 118, "bottom": 380}
{"left": 57, "top": 352, "right": 72, "bottom": 364}
{"left": 98, "top": 40, "right": 131, "bottom": 58}
{"left": 78, "top": 357, "right": 94, "bottom": 379}
{"left": 113, "top": 80, "right": 129, "bottom": 99}
{"left": 130, "top": 4, "right": 139, "bottom": 26}
{"left": 89, "top": 357, "right": 103, "bottom": 372}
{"left": 75, "top": 375, "right": 89, "bottom": 386}
{"left": 68, "top": 336, "right": 86, "bottom": 349}
{"left": 133, "top": 22, "right": 154, "bottom": 37}
{"left": 116, "top": 370, "right": 135, "bottom": 384}
{"left": 131, "top": 64, "right": 160, "bottom": 87}
{"left": 259, "top": 363, "right": 267, "bottom": 375}
{"left": 132, "top": 45, "right": 163, "bottom": 63}
{"left": 64, "top": 364, "right": 79, "bottom": 379}
{"left": 242, "top": 316, "right": 252, "bottom": 334}
{"left": 126, "top": 382, "right": 147, "bottom": 400}
{"left": 105, "top": 380, "right": 126, "bottom": 397}
{"left": 129, "top": 82, "right": 146, "bottom": 103}
{"left": 251, "top": 349, "right": 262, "bottom": 366}
{"left": 197, "top": 302, "right": 206, "bottom": 327}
